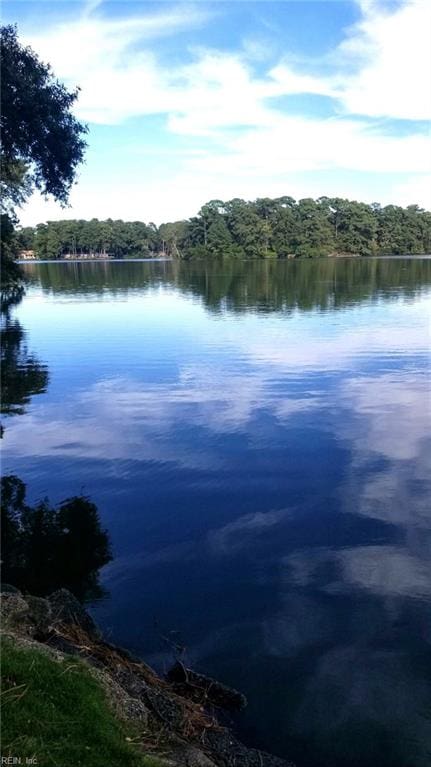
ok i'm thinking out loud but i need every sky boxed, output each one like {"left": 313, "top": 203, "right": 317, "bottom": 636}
{"left": 4, "top": 0, "right": 431, "bottom": 225}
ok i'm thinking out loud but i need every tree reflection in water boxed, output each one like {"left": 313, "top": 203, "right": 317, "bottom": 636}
{"left": 1, "top": 475, "right": 112, "bottom": 601}
{"left": 1, "top": 286, "right": 112, "bottom": 602}
{"left": 1, "top": 285, "right": 49, "bottom": 418}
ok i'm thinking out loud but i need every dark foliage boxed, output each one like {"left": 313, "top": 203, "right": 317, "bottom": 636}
{"left": 1, "top": 284, "right": 48, "bottom": 418}
{"left": 0, "top": 281, "right": 25, "bottom": 314}
{"left": 1, "top": 475, "right": 112, "bottom": 601}
{"left": 0, "top": 316, "right": 49, "bottom": 416}
{"left": 0, "top": 25, "right": 87, "bottom": 288}
{"left": 1, "top": 214, "right": 24, "bottom": 288}
{"left": 0, "top": 25, "right": 87, "bottom": 204}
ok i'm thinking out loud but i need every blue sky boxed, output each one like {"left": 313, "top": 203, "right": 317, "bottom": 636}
{"left": 4, "top": 0, "right": 431, "bottom": 225}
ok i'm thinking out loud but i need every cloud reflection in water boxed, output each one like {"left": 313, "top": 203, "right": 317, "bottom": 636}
{"left": 2, "top": 261, "right": 431, "bottom": 767}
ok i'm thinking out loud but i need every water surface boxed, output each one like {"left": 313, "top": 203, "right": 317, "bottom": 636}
{"left": 2, "top": 258, "right": 431, "bottom": 767}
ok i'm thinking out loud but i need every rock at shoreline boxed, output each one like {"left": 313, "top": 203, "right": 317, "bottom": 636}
{"left": 0, "top": 587, "right": 295, "bottom": 767}
{"left": 204, "top": 729, "right": 295, "bottom": 767}
{"left": 48, "top": 588, "right": 101, "bottom": 639}
{"left": 0, "top": 586, "right": 100, "bottom": 640}
{"left": 167, "top": 661, "right": 247, "bottom": 711}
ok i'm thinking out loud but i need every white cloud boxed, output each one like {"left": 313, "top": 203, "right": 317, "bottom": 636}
{"left": 340, "top": 545, "right": 431, "bottom": 598}
{"left": 340, "top": 372, "right": 430, "bottom": 461}
{"left": 283, "top": 541, "right": 431, "bottom": 600}
{"left": 193, "top": 116, "right": 429, "bottom": 174}
{"left": 22, "top": 1, "right": 431, "bottom": 132}
{"left": 15, "top": 0, "right": 431, "bottom": 223}
{"left": 390, "top": 174, "right": 431, "bottom": 210}
{"left": 208, "top": 508, "right": 291, "bottom": 555}
{"left": 22, "top": 6, "right": 214, "bottom": 125}
{"left": 269, "top": 1, "right": 431, "bottom": 120}
{"left": 269, "top": 63, "right": 338, "bottom": 100}
{"left": 336, "top": 0, "right": 431, "bottom": 120}
{"left": 241, "top": 314, "right": 431, "bottom": 374}
{"left": 5, "top": 288, "right": 430, "bottom": 472}
{"left": 337, "top": 369, "right": 431, "bottom": 531}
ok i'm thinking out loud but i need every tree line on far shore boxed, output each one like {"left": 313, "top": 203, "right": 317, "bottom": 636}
{"left": 18, "top": 218, "right": 159, "bottom": 260}
{"left": 17, "top": 197, "right": 431, "bottom": 261}
{"left": 2, "top": 25, "right": 430, "bottom": 271}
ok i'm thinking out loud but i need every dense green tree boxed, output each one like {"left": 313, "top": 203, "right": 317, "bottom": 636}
{"left": 1, "top": 25, "right": 87, "bottom": 204}
{"left": 183, "top": 201, "right": 229, "bottom": 258}
{"left": 292, "top": 198, "right": 333, "bottom": 257}
{"left": 318, "top": 197, "right": 378, "bottom": 255}
{"left": 23, "top": 218, "right": 162, "bottom": 259}
{"left": 377, "top": 204, "right": 431, "bottom": 255}
{"left": 158, "top": 221, "right": 188, "bottom": 258}
{"left": 270, "top": 198, "right": 297, "bottom": 258}
{"left": 0, "top": 25, "right": 87, "bottom": 285}
{"left": 45, "top": 226, "right": 62, "bottom": 259}
{"left": 225, "top": 198, "right": 271, "bottom": 258}
{"left": 15, "top": 226, "right": 34, "bottom": 250}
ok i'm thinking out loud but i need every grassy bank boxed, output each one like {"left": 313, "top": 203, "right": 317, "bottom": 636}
{"left": 1, "top": 637, "right": 162, "bottom": 767}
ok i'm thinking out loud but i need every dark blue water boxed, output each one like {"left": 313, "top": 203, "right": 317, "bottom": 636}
{"left": 2, "top": 258, "right": 431, "bottom": 767}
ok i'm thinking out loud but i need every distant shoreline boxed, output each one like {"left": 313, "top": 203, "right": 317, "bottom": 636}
{"left": 17, "top": 254, "right": 431, "bottom": 264}
{"left": 17, "top": 256, "right": 173, "bottom": 264}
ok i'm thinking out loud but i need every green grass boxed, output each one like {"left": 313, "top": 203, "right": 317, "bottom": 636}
{"left": 1, "top": 638, "right": 163, "bottom": 767}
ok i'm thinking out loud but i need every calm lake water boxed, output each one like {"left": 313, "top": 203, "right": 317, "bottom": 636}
{"left": 2, "top": 258, "right": 431, "bottom": 767}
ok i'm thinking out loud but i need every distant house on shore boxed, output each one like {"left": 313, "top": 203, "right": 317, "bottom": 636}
{"left": 18, "top": 251, "right": 115, "bottom": 260}
{"left": 63, "top": 252, "right": 114, "bottom": 259}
